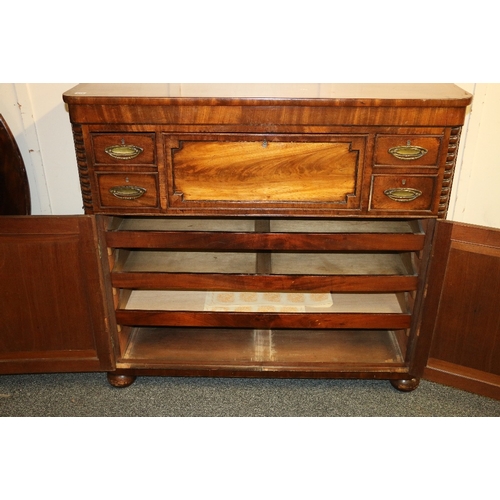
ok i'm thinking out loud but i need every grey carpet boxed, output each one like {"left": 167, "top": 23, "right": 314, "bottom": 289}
{"left": 1, "top": 373, "right": 499, "bottom": 417}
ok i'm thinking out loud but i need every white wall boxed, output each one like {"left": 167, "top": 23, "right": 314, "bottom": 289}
{"left": 448, "top": 83, "right": 500, "bottom": 228}
{"left": 1, "top": 83, "right": 499, "bottom": 228}
{"left": 0, "top": 83, "right": 80, "bottom": 214}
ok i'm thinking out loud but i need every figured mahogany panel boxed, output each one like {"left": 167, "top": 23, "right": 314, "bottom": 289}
{"left": 168, "top": 136, "right": 364, "bottom": 208}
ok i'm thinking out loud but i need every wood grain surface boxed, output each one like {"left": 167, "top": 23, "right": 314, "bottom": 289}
{"left": 172, "top": 140, "right": 358, "bottom": 202}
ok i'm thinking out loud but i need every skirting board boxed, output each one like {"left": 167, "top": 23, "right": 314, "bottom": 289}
{"left": 424, "top": 358, "right": 500, "bottom": 401}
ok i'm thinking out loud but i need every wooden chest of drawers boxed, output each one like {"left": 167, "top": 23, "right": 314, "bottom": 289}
{"left": 63, "top": 84, "right": 473, "bottom": 389}
{"left": 65, "top": 83, "right": 470, "bottom": 219}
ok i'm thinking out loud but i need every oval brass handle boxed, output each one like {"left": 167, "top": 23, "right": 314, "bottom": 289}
{"left": 109, "top": 185, "right": 147, "bottom": 200}
{"left": 105, "top": 144, "right": 143, "bottom": 160}
{"left": 388, "top": 145, "right": 428, "bottom": 160}
{"left": 384, "top": 188, "right": 422, "bottom": 202}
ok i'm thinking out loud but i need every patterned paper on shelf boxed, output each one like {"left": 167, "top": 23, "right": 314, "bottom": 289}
{"left": 204, "top": 291, "right": 333, "bottom": 312}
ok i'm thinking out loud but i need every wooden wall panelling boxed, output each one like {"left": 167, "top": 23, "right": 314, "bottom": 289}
{"left": 0, "top": 216, "right": 115, "bottom": 373}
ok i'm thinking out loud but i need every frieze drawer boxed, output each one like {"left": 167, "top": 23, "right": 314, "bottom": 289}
{"left": 91, "top": 133, "right": 156, "bottom": 167}
{"left": 374, "top": 135, "right": 443, "bottom": 167}
{"left": 96, "top": 173, "right": 160, "bottom": 210}
{"left": 369, "top": 175, "right": 437, "bottom": 213}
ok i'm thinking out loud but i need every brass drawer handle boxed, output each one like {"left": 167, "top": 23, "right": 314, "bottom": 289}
{"left": 105, "top": 144, "right": 143, "bottom": 160}
{"left": 388, "top": 144, "right": 428, "bottom": 160}
{"left": 384, "top": 188, "right": 422, "bottom": 202}
{"left": 109, "top": 185, "right": 147, "bottom": 200}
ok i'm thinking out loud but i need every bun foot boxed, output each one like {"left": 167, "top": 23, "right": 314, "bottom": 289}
{"left": 390, "top": 378, "right": 420, "bottom": 392}
{"left": 107, "top": 372, "right": 137, "bottom": 388}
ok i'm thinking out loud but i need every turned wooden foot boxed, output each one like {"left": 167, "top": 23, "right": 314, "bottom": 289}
{"left": 107, "top": 372, "right": 137, "bottom": 388}
{"left": 390, "top": 378, "right": 420, "bottom": 392}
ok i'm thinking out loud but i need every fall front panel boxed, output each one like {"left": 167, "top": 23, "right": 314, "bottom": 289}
{"left": 165, "top": 135, "right": 366, "bottom": 212}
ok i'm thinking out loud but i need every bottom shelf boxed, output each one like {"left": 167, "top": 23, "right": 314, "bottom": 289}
{"left": 116, "top": 327, "right": 408, "bottom": 374}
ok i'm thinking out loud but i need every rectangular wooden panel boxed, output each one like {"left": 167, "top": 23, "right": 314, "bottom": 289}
{"left": 369, "top": 175, "right": 437, "bottom": 213}
{"left": 115, "top": 310, "right": 411, "bottom": 330}
{"left": 96, "top": 173, "right": 159, "bottom": 209}
{"left": 111, "top": 272, "right": 418, "bottom": 293}
{"left": 374, "top": 135, "right": 442, "bottom": 166}
{"left": 0, "top": 216, "right": 114, "bottom": 373}
{"left": 168, "top": 136, "right": 365, "bottom": 209}
{"left": 429, "top": 240, "right": 500, "bottom": 373}
{"left": 422, "top": 221, "right": 500, "bottom": 399}
{"left": 91, "top": 133, "right": 156, "bottom": 166}
{"left": 105, "top": 230, "right": 425, "bottom": 252}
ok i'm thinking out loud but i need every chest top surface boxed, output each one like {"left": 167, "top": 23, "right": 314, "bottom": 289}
{"left": 64, "top": 83, "right": 471, "bottom": 106}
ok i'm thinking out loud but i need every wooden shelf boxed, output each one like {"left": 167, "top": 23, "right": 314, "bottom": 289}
{"left": 103, "top": 215, "right": 423, "bottom": 385}
{"left": 120, "top": 290, "right": 405, "bottom": 313}
{"left": 105, "top": 218, "right": 426, "bottom": 252}
{"left": 114, "top": 217, "right": 421, "bottom": 234}
{"left": 115, "top": 313, "right": 411, "bottom": 331}
{"left": 117, "top": 327, "right": 407, "bottom": 373}
{"left": 114, "top": 290, "right": 411, "bottom": 330}
{"left": 116, "top": 250, "right": 413, "bottom": 275}
{"left": 110, "top": 250, "right": 419, "bottom": 292}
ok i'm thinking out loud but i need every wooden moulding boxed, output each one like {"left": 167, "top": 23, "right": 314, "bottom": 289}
{"left": 65, "top": 105, "right": 470, "bottom": 128}
{"left": 105, "top": 228, "right": 425, "bottom": 252}
{"left": 424, "top": 360, "right": 500, "bottom": 401}
{"left": 111, "top": 273, "right": 418, "bottom": 294}
{"left": 114, "top": 310, "right": 412, "bottom": 330}
{"left": 118, "top": 249, "right": 412, "bottom": 274}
